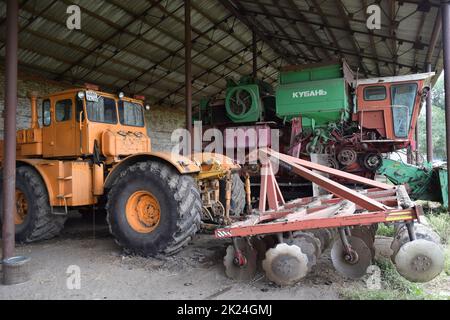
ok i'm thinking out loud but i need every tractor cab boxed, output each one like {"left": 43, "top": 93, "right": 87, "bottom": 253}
{"left": 16, "top": 86, "right": 151, "bottom": 161}
{"left": 354, "top": 73, "right": 434, "bottom": 150}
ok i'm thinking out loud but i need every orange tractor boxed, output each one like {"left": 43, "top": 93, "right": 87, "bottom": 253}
{"left": 0, "top": 86, "right": 243, "bottom": 256}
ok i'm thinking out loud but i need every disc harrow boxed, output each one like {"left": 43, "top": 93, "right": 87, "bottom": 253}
{"left": 216, "top": 149, "right": 445, "bottom": 286}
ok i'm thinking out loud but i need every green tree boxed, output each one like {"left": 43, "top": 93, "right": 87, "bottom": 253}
{"left": 418, "top": 73, "right": 447, "bottom": 161}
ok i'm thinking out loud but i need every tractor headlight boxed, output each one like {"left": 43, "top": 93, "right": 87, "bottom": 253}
{"left": 145, "top": 104, "right": 151, "bottom": 111}
{"left": 77, "top": 91, "right": 85, "bottom": 99}
{"left": 118, "top": 92, "right": 125, "bottom": 99}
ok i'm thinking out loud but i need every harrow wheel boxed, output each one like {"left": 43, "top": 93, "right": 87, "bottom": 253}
{"left": 331, "top": 236, "right": 372, "bottom": 279}
{"left": 394, "top": 239, "right": 444, "bottom": 283}
{"left": 223, "top": 238, "right": 257, "bottom": 281}
{"left": 262, "top": 243, "right": 309, "bottom": 286}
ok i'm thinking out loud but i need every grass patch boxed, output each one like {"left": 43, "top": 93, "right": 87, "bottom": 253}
{"left": 376, "top": 223, "right": 395, "bottom": 237}
{"left": 340, "top": 259, "right": 442, "bottom": 300}
{"left": 426, "top": 212, "right": 450, "bottom": 244}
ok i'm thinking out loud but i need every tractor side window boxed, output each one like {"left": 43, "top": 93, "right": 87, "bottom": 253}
{"left": 363, "top": 86, "right": 386, "bottom": 101}
{"left": 118, "top": 101, "right": 145, "bottom": 127}
{"left": 43, "top": 100, "right": 51, "bottom": 126}
{"left": 55, "top": 99, "right": 73, "bottom": 122}
{"left": 86, "top": 96, "right": 117, "bottom": 124}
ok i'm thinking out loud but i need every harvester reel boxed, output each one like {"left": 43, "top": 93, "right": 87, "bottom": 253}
{"left": 223, "top": 238, "right": 257, "bottom": 281}
{"left": 262, "top": 243, "right": 309, "bottom": 286}
{"left": 395, "top": 239, "right": 445, "bottom": 283}
{"left": 337, "top": 149, "right": 357, "bottom": 166}
{"left": 331, "top": 236, "right": 372, "bottom": 279}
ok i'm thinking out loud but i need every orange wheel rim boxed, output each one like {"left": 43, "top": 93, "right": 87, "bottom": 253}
{"left": 15, "top": 189, "right": 28, "bottom": 225}
{"left": 125, "top": 191, "right": 161, "bottom": 233}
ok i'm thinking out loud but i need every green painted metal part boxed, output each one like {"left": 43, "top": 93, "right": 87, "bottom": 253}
{"left": 275, "top": 63, "right": 351, "bottom": 126}
{"left": 225, "top": 84, "right": 262, "bottom": 123}
{"left": 377, "top": 159, "right": 448, "bottom": 208}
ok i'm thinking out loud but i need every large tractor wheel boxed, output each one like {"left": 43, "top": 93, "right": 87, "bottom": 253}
{"left": 106, "top": 161, "right": 202, "bottom": 256}
{"left": 0, "top": 166, "right": 66, "bottom": 243}
{"left": 220, "top": 173, "right": 245, "bottom": 216}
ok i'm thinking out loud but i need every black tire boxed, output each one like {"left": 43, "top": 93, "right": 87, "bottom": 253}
{"left": 220, "top": 173, "right": 245, "bottom": 216}
{"left": 106, "top": 161, "right": 202, "bottom": 256}
{"left": 0, "top": 166, "right": 66, "bottom": 243}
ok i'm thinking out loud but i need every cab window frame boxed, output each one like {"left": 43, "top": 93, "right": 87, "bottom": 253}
{"left": 363, "top": 86, "right": 387, "bottom": 101}
{"left": 42, "top": 99, "right": 51, "bottom": 127}
{"left": 55, "top": 98, "right": 73, "bottom": 122}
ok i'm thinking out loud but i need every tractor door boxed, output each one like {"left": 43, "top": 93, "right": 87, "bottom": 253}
{"left": 42, "top": 94, "right": 78, "bottom": 157}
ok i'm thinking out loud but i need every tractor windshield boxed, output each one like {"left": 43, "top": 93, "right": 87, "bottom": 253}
{"left": 118, "top": 101, "right": 145, "bottom": 127}
{"left": 86, "top": 95, "right": 118, "bottom": 124}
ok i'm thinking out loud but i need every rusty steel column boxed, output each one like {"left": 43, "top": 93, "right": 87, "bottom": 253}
{"left": 252, "top": 31, "right": 257, "bottom": 79}
{"left": 442, "top": 1, "right": 450, "bottom": 213}
{"left": 185, "top": 0, "right": 192, "bottom": 155}
{"left": 2, "top": 0, "right": 18, "bottom": 264}
{"left": 426, "top": 63, "right": 433, "bottom": 163}
{"left": 415, "top": 124, "right": 420, "bottom": 165}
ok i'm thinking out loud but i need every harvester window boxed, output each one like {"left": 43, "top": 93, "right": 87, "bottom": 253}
{"left": 55, "top": 99, "right": 73, "bottom": 122}
{"left": 118, "top": 101, "right": 144, "bottom": 127}
{"left": 391, "top": 83, "right": 418, "bottom": 138}
{"left": 86, "top": 96, "right": 117, "bottom": 124}
{"left": 43, "top": 99, "right": 51, "bottom": 126}
{"left": 363, "top": 86, "right": 386, "bottom": 101}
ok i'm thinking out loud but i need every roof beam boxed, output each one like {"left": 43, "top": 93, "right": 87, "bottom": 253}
{"left": 266, "top": 33, "right": 417, "bottom": 74}
{"left": 219, "top": 0, "right": 297, "bottom": 65}
{"left": 241, "top": 9, "right": 426, "bottom": 48}
{"left": 255, "top": 0, "right": 308, "bottom": 63}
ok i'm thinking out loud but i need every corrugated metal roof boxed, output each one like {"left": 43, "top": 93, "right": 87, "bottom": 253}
{"left": 0, "top": 0, "right": 444, "bottom": 108}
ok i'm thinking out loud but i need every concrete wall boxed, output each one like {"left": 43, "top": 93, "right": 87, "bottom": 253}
{"left": 0, "top": 67, "right": 185, "bottom": 152}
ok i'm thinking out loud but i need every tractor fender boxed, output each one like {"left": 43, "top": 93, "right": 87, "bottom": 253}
{"left": 15, "top": 159, "right": 58, "bottom": 205}
{"left": 104, "top": 152, "right": 201, "bottom": 190}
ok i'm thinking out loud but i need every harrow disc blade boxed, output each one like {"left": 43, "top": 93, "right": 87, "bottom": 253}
{"left": 291, "top": 238, "right": 317, "bottom": 270}
{"left": 331, "top": 236, "right": 372, "bottom": 279}
{"left": 262, "top": 243, "right": 309, "bottom": 286}
{"left": 310, "top": 229, "right": 334, "bottom": 251}
{"left": 395, "top": 239, "right": 445, "bottom": 283}
{"left": 391, "top": 224, "right": 441, "bottom": 262}
{"left": 351, "top": 226, "right": 375, "bottom": 259}
{"left": 293, "top": 231, "right": 322, "bottom": 258}
{"left": 223, "top": 238, "right": 257, "bottom": 281}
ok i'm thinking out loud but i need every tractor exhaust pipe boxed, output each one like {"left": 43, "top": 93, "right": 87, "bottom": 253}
{"left": 29, "top": 91, "right": 39, "bottom": 129}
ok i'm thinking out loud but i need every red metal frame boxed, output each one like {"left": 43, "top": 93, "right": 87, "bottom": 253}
{"left": 215, "top": 149, "right": 420, "bottom": 239}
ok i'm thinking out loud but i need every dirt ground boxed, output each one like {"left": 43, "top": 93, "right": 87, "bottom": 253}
{"left": 0, "top": 213, "right": 448, "bottom": 300}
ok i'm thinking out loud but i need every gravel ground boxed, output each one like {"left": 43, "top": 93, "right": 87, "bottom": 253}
{"left": 0, "top": 213, "right": 448, "bottom": 300}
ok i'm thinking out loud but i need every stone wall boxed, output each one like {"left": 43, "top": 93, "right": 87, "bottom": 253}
{"left": 0, "top": 67, "right": 185, "bottom": 152}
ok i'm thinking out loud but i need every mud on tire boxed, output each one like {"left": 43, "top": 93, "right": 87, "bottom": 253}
{"left": 220, "top": 172, "right": 245, "bottom": 216}
{"left": 106, "top": 161, "right": 202, "bottom": 256}
{"left": 0, "top": 165, "right": 66, "bottom": 243}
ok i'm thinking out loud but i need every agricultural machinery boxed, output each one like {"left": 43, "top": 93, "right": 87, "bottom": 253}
{"left": 195, "top": 60, "right": 434, "bottom": 198}
{"left": 0, "top": 76, "right": 444, "bottom": 288}
{"left": 0, "top": 86, "right": 241, "bottom": 256}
